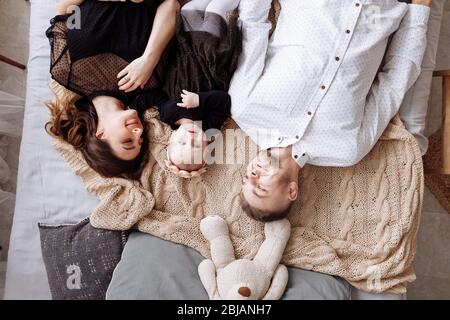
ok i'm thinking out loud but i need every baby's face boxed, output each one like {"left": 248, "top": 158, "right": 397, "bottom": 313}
{"left": 168, "top": 122, "right": 208, "bottom": 170}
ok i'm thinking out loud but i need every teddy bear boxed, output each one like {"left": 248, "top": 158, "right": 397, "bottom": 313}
{"left": 198, "top": 215, "right": 291, "bottom": 300}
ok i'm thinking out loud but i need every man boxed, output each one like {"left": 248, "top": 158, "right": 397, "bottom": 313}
{"left": 229, "top": 0, "right": 432, "bottom": 221}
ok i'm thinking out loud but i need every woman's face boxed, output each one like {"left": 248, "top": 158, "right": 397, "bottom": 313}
{"left": 96, "top": 109, "right": 144, "bottom": 160}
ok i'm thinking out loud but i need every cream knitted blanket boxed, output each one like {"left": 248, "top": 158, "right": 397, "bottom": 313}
{"left": 52, "top": 106, "right": 423, "bottom": 294}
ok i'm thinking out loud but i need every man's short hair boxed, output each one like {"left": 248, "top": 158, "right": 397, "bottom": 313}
{"left": 239, "top": 192, "right": 292, "bottom": 222}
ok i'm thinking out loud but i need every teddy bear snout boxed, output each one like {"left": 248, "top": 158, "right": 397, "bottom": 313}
{"left": 238, "top": 286, "right": 251, "bottom": 298}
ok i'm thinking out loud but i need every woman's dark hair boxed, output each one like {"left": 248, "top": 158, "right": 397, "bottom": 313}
{"left": 45, "top": 95, "right": 149, "bottom": 180}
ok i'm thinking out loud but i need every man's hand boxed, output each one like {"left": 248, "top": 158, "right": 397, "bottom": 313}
{"left": 412, "top": 0, "right": 432, "bottom": 7}
{"left": 177, "top": 90, "right": 200, "bottom": 109}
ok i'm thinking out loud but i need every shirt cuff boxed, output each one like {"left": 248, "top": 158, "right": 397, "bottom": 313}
{"left": 292, "top": 142, "right": 309, "bottom": 168}
{"left": 406, "top": 3, "right": 431, "bottom": 26}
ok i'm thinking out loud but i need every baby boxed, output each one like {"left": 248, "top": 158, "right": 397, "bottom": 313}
{"left": 157, "top": 0, "right": 240, "bottom": 178}
{"left": 163, "top": 90, "right": 231, "bottom": 178}
{"left": 126, "top": 0, "right": 240, "bottom": 178}
{"left": 131, "top": 88, "right": 231, "bottom": 178}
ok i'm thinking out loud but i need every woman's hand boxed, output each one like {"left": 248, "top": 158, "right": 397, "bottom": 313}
{"left": 117, "top": 54, "right": 158, "bottom": 93}
{"left": 177, "top": 90, "right": 200, "bottom": 109}
{"left": 412, "top": 0, "right": 432, "bottom": 7}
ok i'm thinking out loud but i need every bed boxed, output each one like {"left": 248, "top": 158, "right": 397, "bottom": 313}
{"left": 4, "top": 0, "right": 100, "bottom": 299}
{"left": 4, "top": 0, "right": 446, "bottom": 300}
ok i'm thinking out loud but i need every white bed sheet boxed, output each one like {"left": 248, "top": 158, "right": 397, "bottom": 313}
{"left": 4, "top": 0, "right": 99, "bottom": 299}
{"left": 4, "top": 0, "right": 445, "bottom": 300}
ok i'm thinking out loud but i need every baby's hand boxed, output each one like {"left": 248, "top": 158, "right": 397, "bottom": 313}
{"left": 177, "top": 90, "right": 200, "bottom": 109}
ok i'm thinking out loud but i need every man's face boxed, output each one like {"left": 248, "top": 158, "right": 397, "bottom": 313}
{"left": 241, "top": 149, "right": 297, "bottom": 213}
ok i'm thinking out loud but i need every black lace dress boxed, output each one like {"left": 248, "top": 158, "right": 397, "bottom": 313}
{"left": 46, "top": 0, "right": 242, "bottom": 106}
{"left": 163, "top": 10, "right": 242, "bottom": 99}
{"left": 46, "top": 0, "right": 166, "bottom": 103}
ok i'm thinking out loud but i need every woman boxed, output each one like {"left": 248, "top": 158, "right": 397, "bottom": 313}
{"left": 46, "top": 0, "right": 179, "bottom": 179}
{"left": 46, "top": 0, "right": 241, "bottom": 180}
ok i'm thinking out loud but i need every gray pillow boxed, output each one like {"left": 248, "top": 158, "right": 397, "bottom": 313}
{"left": 39, "top": 218, "right": 128, "bottom": 300}
{"left": 107, "top": 232, "right": 351, "bottom": 300}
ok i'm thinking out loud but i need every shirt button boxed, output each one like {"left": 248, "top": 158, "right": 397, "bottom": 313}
{"left": 346, "top": 29, "right": 351, "bottom": 34}
{"left": 356, "top": 3, "right": 360, "bottom": 7}
{"left": 335, "top": 57, "right": 340, "bottom": 61}
{"left": 302, "top": 153, "right": 306, "bottom": 157}
{"left": 321, "top": 85, "right": 326, "bottom": 90}
{"left": 295, "top": 135, "right": 299, "bottom": 139}
{"left": 294, "top": 154, "right": 299, "bottom": 159}
{"left": 278, "top": 137, "right": 282, "bottom": 141}
{"left": 307, "top": 111, "right": 312, "bottom": 116}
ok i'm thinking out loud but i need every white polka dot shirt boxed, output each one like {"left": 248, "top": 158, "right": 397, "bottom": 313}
{"left": 230, "top": 0, "right": 430, "bottom": 167}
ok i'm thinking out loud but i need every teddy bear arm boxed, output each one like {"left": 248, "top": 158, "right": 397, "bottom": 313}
{"left": 200, "top": 216, "right": 236, "bottom": 268}
{"left": 210, "top": 235, "right": 236, "bottom": 269}
{"left": 262, "top": 264, "right": 289, "bottom": 300}
{"left": 198, "top": 259, "right": 220, "bottom": 300}
{"left": 254, "top": 220, "right": 291, "bottom": 274}
{"left": 254, "top": 237, "right": 289, "bottom": 274}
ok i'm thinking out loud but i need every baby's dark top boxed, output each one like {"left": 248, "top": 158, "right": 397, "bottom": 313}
{"left": 130, "top": 89, "right": 231, "bottom": 131}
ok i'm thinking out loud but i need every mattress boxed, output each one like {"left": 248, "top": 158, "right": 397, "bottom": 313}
{"left": 4, "top": 0, "right": 445, "bottom": 300}
{"left": 4, "top": 0, "right": 99, "bottom": 299}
